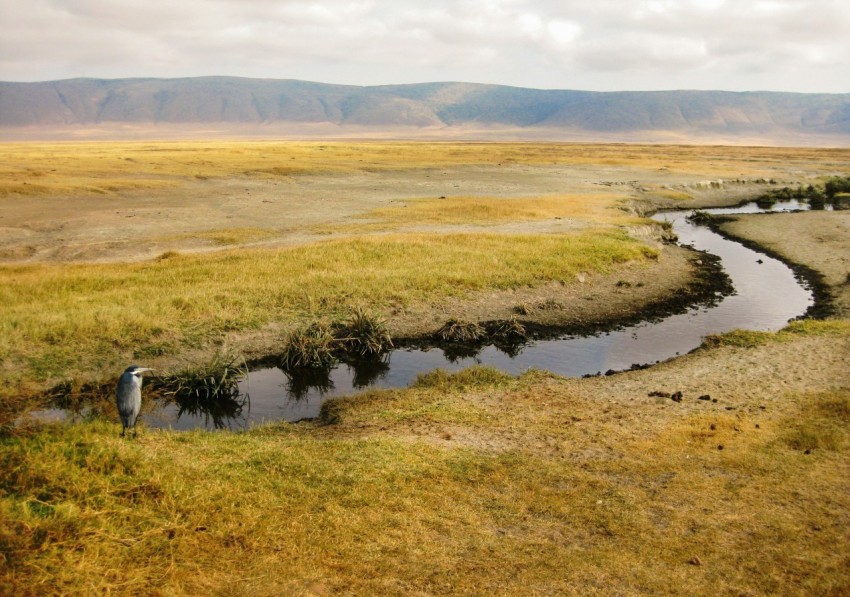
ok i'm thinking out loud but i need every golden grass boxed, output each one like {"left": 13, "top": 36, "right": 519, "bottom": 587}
{"left": 163, "top": 227, "right": 281, "bottom": 246}
{"left": 3, "top": 362, "right": 848, "bottom": 595}
{"left": 317, "top": 193, "right": 638, "bottom": 235}
{"left": 3, "top": 141, "right": 850, "bottom": 198}
{"left": 0, "top": 229, "right": 656, "bottom": 389}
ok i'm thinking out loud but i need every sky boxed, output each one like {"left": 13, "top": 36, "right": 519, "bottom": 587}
{"left": 1, "top": 0, "right": 849, "bottom": 92}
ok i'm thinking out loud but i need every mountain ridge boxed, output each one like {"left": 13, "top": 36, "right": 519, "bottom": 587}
{"left": 2, "top": 77, "right": 849, "bottom": 142}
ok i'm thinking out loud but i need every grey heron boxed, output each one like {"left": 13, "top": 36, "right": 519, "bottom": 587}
{"left": 116, "top": 365, "right": 153, "bottom": 437}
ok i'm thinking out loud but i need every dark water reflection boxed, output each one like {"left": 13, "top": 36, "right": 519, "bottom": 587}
{"left": 36, "top": 201, "right": 817, "bottom": 431}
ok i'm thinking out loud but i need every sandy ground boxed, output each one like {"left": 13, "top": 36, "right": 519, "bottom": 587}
{"left": 0, "top": 162, "right": 776, "bottom": 264}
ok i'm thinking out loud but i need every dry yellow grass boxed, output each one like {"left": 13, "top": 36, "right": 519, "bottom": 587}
{"left": 317, "top": 193, "right": 639, "bottom": 235}
{"left": 3, "top": 323, "right": 848, "bottom": 595}
{"left": 0, "top": 229, "right": 656, "bottom": 391}
{"left": 162, "top": 227, "right": 281, "bottom": 246}
{"left": 2, "top": 141, "right": 850, "bottom": 595}
{"left": 3, "top": 141, "right": 850, "bottom": 198}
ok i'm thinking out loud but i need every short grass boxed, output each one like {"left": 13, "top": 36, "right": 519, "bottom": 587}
{"left": 0, "top": 229, "right": 656, "bottom": 392}
{"left": 701, "top": 319, "right": 850, "bottom": 349}
{"left": 162, "top": 227, "right": 281, "bottom": 246}
{"left": 3, "top": 363, "right": 848, "bottom": 595}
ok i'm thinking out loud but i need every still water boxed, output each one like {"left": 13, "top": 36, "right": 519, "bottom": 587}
{"left": 137, "top": 200, "right": 814, "bottom": 430}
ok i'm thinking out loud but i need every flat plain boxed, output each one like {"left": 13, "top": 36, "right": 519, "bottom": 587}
{"left": 1, "top": 141, "right": 849, "bottom": 595}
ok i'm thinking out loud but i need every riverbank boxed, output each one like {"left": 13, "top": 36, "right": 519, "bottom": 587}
{"left": 3, "top": 143, "right": 850, "bottom": 593}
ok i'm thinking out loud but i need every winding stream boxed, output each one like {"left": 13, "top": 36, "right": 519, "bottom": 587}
{"left": 135, "top": 200, "right": 815, "bottom": 431}
{"left": 34, "top": 201, "right": 819, "bottom": 430}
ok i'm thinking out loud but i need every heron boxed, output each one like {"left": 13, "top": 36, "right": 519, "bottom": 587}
{"left": 116, "top": 365, "right": 153, "bottom": 438}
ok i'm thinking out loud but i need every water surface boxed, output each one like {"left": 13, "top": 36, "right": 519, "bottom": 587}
{"left": 141, "top": 200, "right": 814, "bottom": 430}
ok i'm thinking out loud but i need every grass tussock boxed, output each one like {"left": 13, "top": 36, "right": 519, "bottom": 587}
{"left": 152, "top": 351, "right": 250, "bottom": 430}
{"left": 155, "top": 350, "right": 247, "bottom": 400}
{"left": 280, "top": 310, "right": 394, "bottom": 370}
{"left": 332, "top": 308, "right": 393, "bottom": 359}
{"left": 486, "top": 316, "right": 528, "bottom": 343}
{"left": 279, "top": 322, "right": 337, "bottom": 371}
{"left": 436, "top": 318, "right": 487, "bottom": 343}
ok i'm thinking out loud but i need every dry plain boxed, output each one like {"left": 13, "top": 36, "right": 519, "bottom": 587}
{"left": 1, "top": 141, "right": 849, "bottom": 594}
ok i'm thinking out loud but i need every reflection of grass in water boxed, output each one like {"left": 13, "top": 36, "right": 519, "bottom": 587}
{"left": 283, "top": 367, "right": 335, "bottom": 401}
{"left": 347, "top": 356, "right": 391, "bottom": 389}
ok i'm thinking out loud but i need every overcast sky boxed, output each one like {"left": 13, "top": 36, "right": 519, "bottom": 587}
{"left": 2, "top": 0, "right": 848, "bottom": 92}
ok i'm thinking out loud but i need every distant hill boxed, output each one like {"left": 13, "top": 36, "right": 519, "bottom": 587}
{"left": 1, "top": 77, "right": 849, "bottom": 143}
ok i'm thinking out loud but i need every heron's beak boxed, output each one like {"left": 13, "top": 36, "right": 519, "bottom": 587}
{"left": 136, "top": 367, "right": 154, "bottom": 374}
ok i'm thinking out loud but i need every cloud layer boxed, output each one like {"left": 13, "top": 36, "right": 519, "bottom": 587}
{"left": 2, "top": 0, "right": 848, "bottom": 92}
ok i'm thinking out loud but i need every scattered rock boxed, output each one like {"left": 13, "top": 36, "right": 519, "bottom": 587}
{"left": 755, "top": 424, "right": 761, "bottom": 429}
{"left": 804, "top": 449, "right": 812, "bottom": 455}
{"left": 671, "top": 391, "right": 684, "bottom": 402}
{"left": 710, "top": 423, "right": 716, "bottom": 430}
{"left": 648, "top": 390, "right": 671, "bottom": 398}
{"left": 688, "top": 556, "right": 703, "bottom": 566}
{"left": 756, "top": 259, "right": 764, "bottom": 264}
{"left": 717, "top": 445, "right": 724, "bottom": 450}
{"left": 698, "top": 394, "right": 711, "bottom": 401}
{"left": 442, "top": 432, "right": 453, "bottom": 441}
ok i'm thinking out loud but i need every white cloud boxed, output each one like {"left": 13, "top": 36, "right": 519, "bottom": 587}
{"left": 0, "top": 0, "right": 848, "bottom": 91}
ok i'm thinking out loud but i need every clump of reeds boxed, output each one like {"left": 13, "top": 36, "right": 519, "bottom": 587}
{"left": 280, "top": 322, "right": 337, "bottom": 370}
{"left": 687, "top": 210, "right": 714, "bottom": 225}
{"left": 333, "top": 308, "right": 393, "bottom": 358}
{"left": 436, "top": 318, "right": 487, "bottom": 343}
{"left": 487, "top": 317, "right": 528, "bottom": 343}
{"left": 156, "top": 350, "right": 248, "bottom": 400}
{"left": 537, "top": 298, "right": 564, "bottom": 311}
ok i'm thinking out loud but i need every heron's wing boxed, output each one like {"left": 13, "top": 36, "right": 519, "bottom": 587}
{"left": 115, "top": 376, "right": 140, "bottom": 424}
